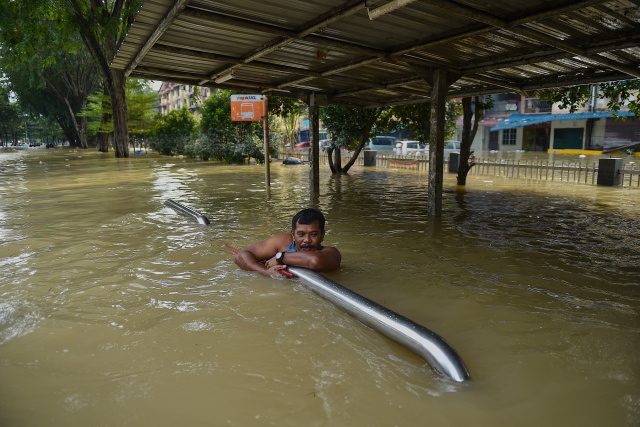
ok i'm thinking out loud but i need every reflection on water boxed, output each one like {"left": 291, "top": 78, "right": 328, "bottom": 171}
{"left": 1, "top": 147, "right": 639, "bottom": 426}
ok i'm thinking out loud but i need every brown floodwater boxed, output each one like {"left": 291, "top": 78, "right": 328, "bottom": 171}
{"left": 1, "top": 147, "right": 639, "bottom": 426}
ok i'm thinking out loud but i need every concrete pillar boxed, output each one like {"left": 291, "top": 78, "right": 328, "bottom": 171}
{"left": 597, "top": 158, "right": 623, "bottom": 186}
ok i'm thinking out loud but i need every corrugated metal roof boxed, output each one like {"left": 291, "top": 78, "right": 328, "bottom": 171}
{"left": 111, "top": 0, "right": 640, "bottom": 107}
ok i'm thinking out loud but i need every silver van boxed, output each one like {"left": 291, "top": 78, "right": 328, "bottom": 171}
{"left": 366, "top": 136, "right": 396, "bottom": 151}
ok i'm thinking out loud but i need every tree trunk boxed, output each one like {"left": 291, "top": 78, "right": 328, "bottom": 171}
{"left": 341, "top": 109, "right": 382, "bottom": 173}
{"left": 108, "top": 69, "right": 130, "bottom": 157}
{"left": 334, "top": 146, "right": 342, "bottom": 172}
{"left": 78, "top": 115, "right": 88, "bottom": 149}
{"left": 41, "top": 73, "right": 89, "bottom": 149}
{"left": 55, "top": 116, "right": 78, "bottom": 147}
{"left": 327, "top": 147, "right": 336, "bottom": 172}
{"left": 98, "top": 87, "right": 111, "bottom": 152}
{"left": 67, "top": 0, "right": 131, "bottom": 158}
{"left": 456, "top": 96, "right": 481, "bottom": 186}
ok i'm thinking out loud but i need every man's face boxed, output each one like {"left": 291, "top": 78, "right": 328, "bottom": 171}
{"left": 292, "top": 220, "right": 325, "bottom": 251}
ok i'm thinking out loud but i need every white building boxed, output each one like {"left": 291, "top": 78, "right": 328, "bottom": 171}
{"left": 158, "top": 83, "right": 213, "bottom": 120}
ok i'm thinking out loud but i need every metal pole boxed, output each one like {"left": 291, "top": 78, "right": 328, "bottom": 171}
{"left": 287, "top": 266, "right": 470, "bottom": 382}
{"left": 263, "top": 96, "right": 270, "bottom": 191}
{"left": 309, "top": 100, "right": 320, "bottom": 197}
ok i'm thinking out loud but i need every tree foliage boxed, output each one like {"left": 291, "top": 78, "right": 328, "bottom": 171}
{"left": 66, "top": 0, "right": 143, "bottom": 157}
{"left": 389, "top": 101, "right": 460, "bottom": 145}
{"left": 0, "top": 0, "right": 101, "bottom": 148}
{"left": 320, "top": 105, "right": 390, "bottom": 173}
{"left": 81, "top": 79, "right": 156, "bottom": 149}
{"left": 149, "top": 108, "right": 198, "bottom": 157}
{"left": 199, "top": 91, "right": 263, "bottom": 163}
{"left": 457, "top": 96, "right": 493, "bottom": 186}
{"left": 537, "top": 80, "right": 639, "bottom": 119}
{"left": 0, "top": 80, "right": 22, "bottom": 146}
{"left": 270, "top": 98, "right": 304, "bottom": 150}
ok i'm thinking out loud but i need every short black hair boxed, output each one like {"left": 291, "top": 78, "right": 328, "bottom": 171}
{"left": 292, "top": 208, "right": 326, "bottom": 231}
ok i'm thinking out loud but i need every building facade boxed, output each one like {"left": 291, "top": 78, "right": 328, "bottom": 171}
{"left": 158, "top": 82, "right": 213, "bottom": 120}
{"left": 467, "top": 87, "right": 639, "bottom": 154}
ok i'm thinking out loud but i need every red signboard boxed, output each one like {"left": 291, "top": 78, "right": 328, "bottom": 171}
{"left": 231, "top": 94, "right": 265, "bottom": 121}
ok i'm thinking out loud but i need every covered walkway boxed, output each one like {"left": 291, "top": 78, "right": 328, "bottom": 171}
{"left": 112, "top": 0, "right": 640, "bottom": 215}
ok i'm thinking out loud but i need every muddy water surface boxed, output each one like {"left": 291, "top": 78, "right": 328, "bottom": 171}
{"left": 1, "top": 147, "right": 639, "bottom": 426}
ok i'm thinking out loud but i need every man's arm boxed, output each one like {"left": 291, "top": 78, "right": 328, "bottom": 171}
{"left": 264, "top": 246, "right": 341, "bottom": 272}
{"left": 234, "top": 234, "right": 291, "bottom": 277}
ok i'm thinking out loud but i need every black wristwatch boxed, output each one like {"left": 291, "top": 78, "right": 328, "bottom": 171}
{"left": 275, "top": 251, "right": 285, "bottom": 264}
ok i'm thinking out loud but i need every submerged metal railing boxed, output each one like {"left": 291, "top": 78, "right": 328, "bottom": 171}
{"left": 288, "top": 266, "right": 470, "bottom": 382}
{"left": 165, "top": 198, "right": 470, "bottom": 382}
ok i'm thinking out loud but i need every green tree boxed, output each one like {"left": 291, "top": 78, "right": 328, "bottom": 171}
{"left": 199, "top": 91, "right": 263, "bottom": 163}
{"left": 270, "top": 98, "right": 305, "bottom": 151}
{"left": 0, "top": 0, "right": 101, "bottom": 148}
{"left": 127, "top": 80, "right": 157, "bottom": 150}
{"left": 81, "top": 79, "right": 156, "bottom": 150}
{"left": 149, "top": 108, "right": 197, "bottom": 156}
{"left": 0, "top": 81, "right": 22, "bottom": 146}
{"left": 319, "top": 105, "right": 390, "bottom": 173}
{"left": 66, "top": 0, "right": 142, "bottom": 157}
{"left": 537, "top": 80, "right": 639, "bottom": 119}
{"left": 457, "top": 96, "right": 493, "bottom": 186}
{"left": 389, "top": 100, "right": 459, "bottom": 148}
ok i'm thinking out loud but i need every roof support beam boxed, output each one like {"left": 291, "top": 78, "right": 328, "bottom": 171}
{"left": 181, "top": 7, "right": 384, "bottom": 57}
{"left": 412, "top": 0, "right": 640, "bottom": 78}
{"left": 462, "top": 33, "right": 640, "bottom": 74}
{"left": 198, "top": 0, "right": 367, "bottom": 85}
{"left": 428, "top": 68, "right": 455, "bottom": 217}
{"left": 509, "top": 27, "right": 640, "bottom": 78}
{"left": 124, "top": 0, "right": 192, "bottom": 77}
{"left": 464, "top": 75, "right": 525, "bottom": 94}
{"left": 153, "top": 43, "right": 391, "bottom": 89}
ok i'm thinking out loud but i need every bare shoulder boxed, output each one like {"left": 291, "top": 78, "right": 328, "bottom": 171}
{"left": 243, "top": 233, "right": 292, "bottom": 260}
{"left": 318, "top": 245, "right": 341, "bottom": 268}
{"left": 320, "top": 245, "right": 341, "bottom": 256}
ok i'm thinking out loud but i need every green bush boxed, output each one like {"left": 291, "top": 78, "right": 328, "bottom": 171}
{"left": 199, "top": 91, "right": 264, "bottom": 163}
{"left": 149, "top": 109, "right": 198, "bottom": 156}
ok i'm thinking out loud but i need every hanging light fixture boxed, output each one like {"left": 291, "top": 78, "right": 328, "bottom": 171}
{"left": 367, "top": 0, "right": 418, "bottom": 20}
{"left": 215, "top": 71, "right": 235, "bottom": 84}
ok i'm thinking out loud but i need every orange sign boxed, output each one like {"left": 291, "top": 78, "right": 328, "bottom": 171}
{"left": 231, "top": 94, "right": 265, "bottom": 121}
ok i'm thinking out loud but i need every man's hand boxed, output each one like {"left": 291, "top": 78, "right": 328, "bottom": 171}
{"left": 263, "top": 255, "right": 281, "bottom": 270}
{"left": 264, "top": 256, "right": 288, "bottom": 278}
{"left": 266, "top": 264, "right": 288, "bottom": 278}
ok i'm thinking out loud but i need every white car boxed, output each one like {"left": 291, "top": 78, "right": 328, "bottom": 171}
{"left": 395, "top": 140, "right": 427, "bottom": 156}
{"left": 444, "top": 141, "right": 461, "bottom": 154}
{"left": 320, "top": 139, "right": 332, "bottom": 151}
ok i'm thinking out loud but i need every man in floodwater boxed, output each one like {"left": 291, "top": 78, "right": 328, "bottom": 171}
{"left": 235, "top": 208, "right": 341, "bottom": 277}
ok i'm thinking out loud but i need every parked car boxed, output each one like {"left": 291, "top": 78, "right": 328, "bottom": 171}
{"left": 365, "top": 136, "right": 396, "bottom": 151}
{"left": 395, "top": 140, "right": 426, "bottom": 156}
{"left": 415, "top": 141, "right": 471, "bottom": 156}
{"left": 444, "top": 141, "right": 460, "bottom": 154}
{"left": 320, "top": 139, "right": 332, "bottom": 151}
{"left": 295, "top": 141, "right": 310, "bottom": 149}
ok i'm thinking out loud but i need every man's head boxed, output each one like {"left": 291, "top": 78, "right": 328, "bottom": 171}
{"left": 291, "top": 208, "right": 326, "bottom": 251}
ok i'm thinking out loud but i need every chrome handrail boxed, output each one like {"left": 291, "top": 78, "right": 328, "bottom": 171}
{"left": 165, "top": 199, "right": 210, "bottom": 225}
{"left": 287, "top": 266, "right": 470, "bottom": 382}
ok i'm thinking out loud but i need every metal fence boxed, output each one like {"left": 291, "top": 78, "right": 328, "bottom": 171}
{"left": 309, "top": 151, "right": 640, "bottom": 188}
{"left": 470, "top": 158, "right": 640, "bottom": 188}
